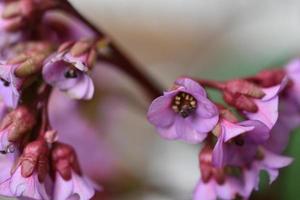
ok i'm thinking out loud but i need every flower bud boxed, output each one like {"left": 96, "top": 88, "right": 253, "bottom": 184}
{"left": 199, "top": 145, "right": 225, "bottom": 184}
{"left": 12, "top": 42, "right": 53, "bottom": 78}
{"left": 51, "top": 142, "right": 81, "bottom": 180}
{"left": 225, "top": 79, "right": 265, "bottom": 99}
{"left": 0, "top": 106, "right": 36, "bottom": 143}
{"left": 1, "top": 0, "right": 59, "bottom": 32}
{"left": 247, "top": 69, "right": 286, "bottom": 88}
{"left": 13, "top": 139, "right": 49, "bottom": 182}
{"left": 223, "top": 91, "right": 258, "bottom": 113}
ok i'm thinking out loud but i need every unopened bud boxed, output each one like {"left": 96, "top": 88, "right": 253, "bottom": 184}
{"left": 7, "top": 106, "right": 36, "bottom": 142}
{"left": 225, "top": 80, "right": 265, "bottom": 99}
{"left": 199, "top": 145, "right": 226, "bottom": 184}
{"left": 14, "top": 53, "right": 47, "bottom": 78}
{"left": 20, "top": 140, "right": 49, "bottom": 181}
{"left": 70, "top": 39, "right": 94, "bottom": 57}
{"left": 51, "top": 142, "right": 81, "bottom": 180}
{"left": 223, "top": 92, "right": 258, "bottom": 113}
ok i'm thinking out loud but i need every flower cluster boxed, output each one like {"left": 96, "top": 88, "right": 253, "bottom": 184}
{"left": 147, "top": 60, "right": 300, "bottom": 199}
{"left": 0, "top": 0, "right": 161, "bottom": 199}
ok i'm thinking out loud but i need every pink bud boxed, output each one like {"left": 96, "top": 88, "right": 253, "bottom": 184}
{"left": 51, "top": 142, "right": 82, "bottom": 180}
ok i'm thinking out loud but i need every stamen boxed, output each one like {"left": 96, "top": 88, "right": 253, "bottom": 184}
{"left": 64, "top": 69, "right": 78, "bottom": 78}
{"left": 172, "top": 92, "right": 197, "bottom": 118}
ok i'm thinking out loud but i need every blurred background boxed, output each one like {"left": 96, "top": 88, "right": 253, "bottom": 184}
{"left": 57, "top": 0, "right": 300, "bottom": 199}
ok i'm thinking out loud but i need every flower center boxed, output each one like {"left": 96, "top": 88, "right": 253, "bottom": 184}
{"left": 0, "top": 78, "right": 10, "bottom": 87}
{"left": 172, "top": 92, "right": 197, "bottom": 118}
{"left": 64, "top": 69, "right": 78, "bottom": 78}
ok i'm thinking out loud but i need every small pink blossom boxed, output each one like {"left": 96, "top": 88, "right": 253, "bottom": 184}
{"left": 51, "top": 142, "right": 98, "bottom": 200}
{"left": 42, "top": 41, "right": 95, "bottom": 100}
{"left": 212, "top": 119, "right": 270, "bottom": 167}
{"left": 0, "top": 140, "right": 50, "bottom": 199}
{"left": 147, "top": 77, "right": 219, "bottom": 143}
{"left": 244, "top": 79, "right": 287, "bottom": 129}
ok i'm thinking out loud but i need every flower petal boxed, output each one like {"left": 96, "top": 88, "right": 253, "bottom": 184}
{"left": 10, "top": 168, "right": 49, "bottom": 200}
{"left": 238, "top": 120, "right": 270, "bottom": 143}
{"left": 66, "top": 75, "right": 95, "bottom": 100}
{"left": 261, "top": 149, "right": 293, "bottom": 169}
{"left": 147, "top": 92, "right": 176, "bottom": 128}
{"left": 221, "top": 120, "right": 254, "bottom": 142}
{"left": 175, "top": 117, "right": 208, "bottom": 143}
{"left": 212, "top": 132, "right": 226, "bottom": 167}
{"left": 244, "top": 91, "right": 279, "bottom": 129}
{"left": 53, "top": 172, "right": 73, "bottom": 200}
{"left": 175, "top": 77, "right": 206, "bottom": 97}
{"left": 193, "top": 179, "right": 216, "bottom": 200}
{"left": 43, "top": 59, "right": 79, "bottom": 90}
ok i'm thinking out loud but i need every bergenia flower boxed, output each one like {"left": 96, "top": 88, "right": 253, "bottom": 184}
{"left": 147, "top": 77, "right": 219, "bottom": 143}
{"left": 264, "top": 96, "right": 300, "bottom": 153}
{"left": 51, "top": 142, "right": 98, "bottom": 200}
{"left": 212, "top": 119, "right": 270, "bottom": 167}
{"left": 244, "top": 148, "right": 292, "bottom": 194}
{"left": 0, "top": 106, "right": 36, "bottom": 153}
{"left": 194, "top": 145, "right": 246, "bottom": 200}
{"left": 43, "top": 40, "right": 95, "bottom": 100}
{"left": 0, "top": 140, "right": 50, "bottom": 200}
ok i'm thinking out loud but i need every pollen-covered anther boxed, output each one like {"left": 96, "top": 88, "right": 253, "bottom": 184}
{"left": 64, "top": 68, "right": 78, "bottom": 78}
{"left": 172, "top": 92, "right": 197, "bottom": 118}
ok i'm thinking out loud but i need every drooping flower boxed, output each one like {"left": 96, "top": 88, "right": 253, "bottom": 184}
{"left": 264, "top": 96, "right": 300, "bottom": 153}
{"left": 243, "top": 148, "right": 292, "bottom": 194}
{"left": 194, "top": 145, "right": 247, "bottom": 200}
{"left": 0, "top": 140, "right": 50, "bottom": 200}
{"left": 51, "top": 142, "right": 98, "bottom": 200}
{"left": 147, "top": 77, "right": 219, "bottom": 143}
{"left": 43, "top": 40, "right": 96, "bottom": 100}
{"left": 0, "top": 106, "right": 36, "bottom": 153}
{"left": 223, "top": 79, "right": 287, "bottom": 129}
{"left": 212, "top": 119, "right": 270, "bottom": 167}
{"left": 243, "top": 79, "right": 287, "bottom": 129}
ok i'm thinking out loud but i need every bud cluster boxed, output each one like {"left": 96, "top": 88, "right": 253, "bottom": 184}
{"left": 147, "top": 60, "right": 300, "bottom": 199}
{"left": 0, "top": 0, "right": 156, "bottom": 199}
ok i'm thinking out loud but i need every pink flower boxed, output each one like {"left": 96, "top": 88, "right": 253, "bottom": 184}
{"left": 194, "top": 178, "right": 243, "bottom": 200}
{"left": 194, "top": 145, "right": 247, "bottom": 200}
{"left": 53, "top": 171, "right": 96, "bottom": 200}
{"left": 243, "top": 148, "right": 292, "bottom": 195}
{"left": 0, "top": 140, "right": 50, "bottom": 199}
{"left": 51, "top": 142, "right": 98, "bottom": 200}
{"left": 147, "top": 77, "right": 219, "bottom": 143}
{"left": 42, "top": 40, "right": 95, "bottom": 100}
{"left": 243, "top": 79, "right": 287, "bottom": 129}
{"left": 0, "top": 106, "right": 36, "bottom": 153}
{"left": 212, "top": 119, "right": 270, "bottom": 167}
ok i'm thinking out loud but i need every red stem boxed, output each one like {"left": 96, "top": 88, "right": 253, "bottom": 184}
{"left": 60, "top": 1, "right": 162, "bottom": 99}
